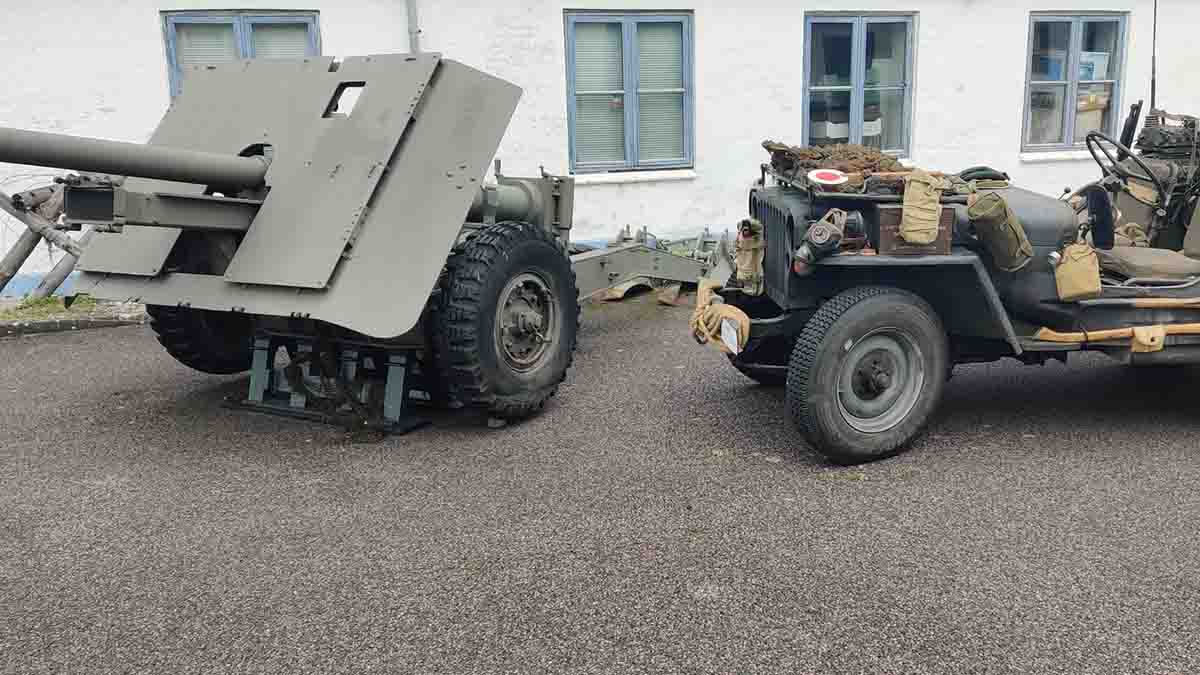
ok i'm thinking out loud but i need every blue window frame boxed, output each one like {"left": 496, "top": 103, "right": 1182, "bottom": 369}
{"left": 1022, "top": 13, "right": 1127, "bottom": 151}
{"left": 163, "top": 10, "right": 321, "bottom": 97}
{"left": 802, "top": 14, "right": 915, "bottom": 156}
{"left": 565, "top": 12, "right": 694, "bottom": 173}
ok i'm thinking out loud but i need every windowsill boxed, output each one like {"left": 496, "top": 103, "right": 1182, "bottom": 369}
{"left": 1019, "top": 149, "right": 1093, "bottom": 163}
{"left": 573, "top": 169, "right": 697, "bottom": 185}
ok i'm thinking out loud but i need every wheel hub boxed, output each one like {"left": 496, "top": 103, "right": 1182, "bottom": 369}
{"left": 836, "top": 329, "right": 925, "bottom": 434}
{"left": 852, "top": 352, "right": 897, "bottom": 398}
{"left": 496, "top": 272, "right": 558, "bottom": 372}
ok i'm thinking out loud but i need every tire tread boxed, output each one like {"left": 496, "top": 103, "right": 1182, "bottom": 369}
{"left": 432, "top": 221, "right": 580, "bottom": 419}
{"left": 786, "top": 286, "right": 944, "bottom": 464}
{"left": 146, "top": 305, "right": 252, "bottom": 375}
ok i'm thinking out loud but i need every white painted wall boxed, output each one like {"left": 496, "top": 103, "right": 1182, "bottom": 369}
{"left": 3, "top": 0, "right": 1199, "bottom": 278}
{"left": 424, "top": 0, "right": 1200, "bottom": 242}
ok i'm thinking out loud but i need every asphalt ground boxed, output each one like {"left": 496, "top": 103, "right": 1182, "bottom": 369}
{"left": 2, "top": 294, "right": 1199, "bottom": 674}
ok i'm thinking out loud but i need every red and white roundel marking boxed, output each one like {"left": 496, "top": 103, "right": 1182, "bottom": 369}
{"left": 807, "top": 169, "right": 849, "bottom": 186}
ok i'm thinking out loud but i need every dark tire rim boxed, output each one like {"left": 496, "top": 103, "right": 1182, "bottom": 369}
{"left": 495, "top": 271, "right": 559, "bottom": 373}
{"left": 836, "top": 327, "right": 925, "bottom": 433}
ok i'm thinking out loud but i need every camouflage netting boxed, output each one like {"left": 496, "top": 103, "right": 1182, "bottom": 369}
{"left": 761, "top": 140, "right": 1013, "bottom": 198}
{"left": 763, "top": 140, "right": 909, "bottom": 176}
{"left": 762, "top": 140, "right": 911, "bottom": 194}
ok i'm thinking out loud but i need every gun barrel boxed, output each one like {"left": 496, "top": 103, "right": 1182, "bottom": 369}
{"left": 0, "top": 127, "right": 268, "bottom": 188}
{"left": 467, "top": 182, "right": 539, "bottom": 223}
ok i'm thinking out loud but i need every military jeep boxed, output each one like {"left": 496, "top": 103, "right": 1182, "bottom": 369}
{"left": 712, "top": 104, "right": 1200, "bottom": 464}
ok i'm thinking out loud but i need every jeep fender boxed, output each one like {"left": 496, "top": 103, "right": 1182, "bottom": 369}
{"left": 803, "top": 251, "right": 1022, "bottom": 355}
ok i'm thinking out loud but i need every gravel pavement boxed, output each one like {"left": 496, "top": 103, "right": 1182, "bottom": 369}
{"left": 2, "top": 295, "right": 1199, "bottom": 674}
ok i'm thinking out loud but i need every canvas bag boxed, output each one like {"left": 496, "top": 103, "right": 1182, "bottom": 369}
{"left": 899, "top": 169, "right": 942, "bottom": 244}
{"left": 1114, "top": 222, "right": 1150, "bottom": 247}
{"left": 1055, "top": 242, "right": 1101, "bottom": 302}
{"left": 967, "top": 192, "right": 1034, "bottom": 272}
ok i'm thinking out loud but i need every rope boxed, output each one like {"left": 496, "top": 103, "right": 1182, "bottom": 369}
{"left": 689, "top": 278, "right": 751, "bottom": 354}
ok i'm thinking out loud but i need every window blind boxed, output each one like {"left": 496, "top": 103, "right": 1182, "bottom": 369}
{"left": 573, "top": 22, "right": 625, "bottom": 164}
{"left": 637, "top": 22, "right": 684, "bottom": 162}
{"left": 175, "top": 23, "right": 239, "bottom": 68}
{"left": 251, "top": 23, "right": 311, "bottom": 59}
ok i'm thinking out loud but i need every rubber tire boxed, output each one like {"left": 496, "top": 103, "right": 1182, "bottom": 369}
{"left": 432, "top": 221, "right": 580, "bottom": 420}
{"left": 786, "top": 286, "right": 948, "bottom": 464}
{"left": 146, "top": 305, "right": 253, "bottom": 375}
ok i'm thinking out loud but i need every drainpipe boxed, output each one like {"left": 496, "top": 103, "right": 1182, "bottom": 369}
{"left": 1150, "top": 0, "right": 1158, "bottom": 110}
{"left": 405, "top": 0, "right": 421, "bottom": 53}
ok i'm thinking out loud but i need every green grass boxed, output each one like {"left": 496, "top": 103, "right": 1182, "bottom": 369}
{"left": 0, "top": 295, "right": 96, "bottom": 321}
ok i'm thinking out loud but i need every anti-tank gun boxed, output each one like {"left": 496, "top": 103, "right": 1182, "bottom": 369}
{"left": 0, "top": 53, "right": 708, "bottom": 430}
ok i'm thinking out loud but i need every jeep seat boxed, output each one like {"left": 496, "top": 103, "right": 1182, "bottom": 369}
{"left": 1095, "top": 246, "right": 1200, "bottom": 281}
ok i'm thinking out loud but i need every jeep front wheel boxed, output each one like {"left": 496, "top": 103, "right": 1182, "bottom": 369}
{"left": 786, "top": 286, "right": 948, "bottom": 464}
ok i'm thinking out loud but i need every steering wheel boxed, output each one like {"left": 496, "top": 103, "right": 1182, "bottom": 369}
{"left": 1085, "top": 131, "right": 1167, "bottom": 205}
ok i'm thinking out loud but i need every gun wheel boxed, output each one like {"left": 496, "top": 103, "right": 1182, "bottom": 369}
{"left": 146, "top": 305, "right": 253, "bottom": 375}
{"left": 432, "top": 221, "right": 580, "bottom": 420}
{"left": 496, "top": 272, "right": 559, "bottom": 372}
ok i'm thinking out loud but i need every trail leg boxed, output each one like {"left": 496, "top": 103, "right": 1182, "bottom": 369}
{"left": 0, "top": 228, "right": 42, "bottom": 295}
{"left": 30, "top": 228, "right": 93, "bottom": 298}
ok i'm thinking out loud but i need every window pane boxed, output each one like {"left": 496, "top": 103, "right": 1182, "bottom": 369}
{"left": 864, "top": 90, "right": 905, "bottom": 151}
{"left": 637, "top": 22, "right": 682, "bottom": 89}
{"left": 809, "top": 90, "right": 852, "bottom": 146}
{"left": 576, "top": 95, "right": 625, "bottom": 164}
{"left": 575, "top": 23, "right": 623, "bottom": 91}
{"left": 866, "top": 23, "right": 907, "bottom": 86}
{"left": 639, "top": 92, "right": 684, "bottom": 161}
{"left": 636, "top": 22, "right": 685, "bottom": 163}
{"left": 574, "top": 22, "right": 625, "bottom": 165}
{"left": 1080, "top": 21, "right": 1119, "bottom": 80}
{"left": 1031, "top": 21, "right": 1070, "bottom": 81}
{"left": 1028, "top": 85, "right": 1067, "bottom": 145}
{"left": 251, "top": 23, "right": 311, "bottom": 59}
{"left": 1075, "top": 83, "right": 1114, "bottom": 142}
{"left": 809, "top": 23, "right": 853, "bottom": 88}
{"left": 176, "top": 22, "right": 239, "bottom": 68}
